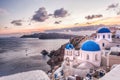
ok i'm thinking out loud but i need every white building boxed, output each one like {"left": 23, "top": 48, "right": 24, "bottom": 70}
{"left": 115, "top": 30, "right": 120, "bottom": 38}
{"left": 64, "top": 43, "right": 74, "bottom": 67}
{"left": 80, "top": 40, "right": 101, "bottom": 67}
{"left": 64, "top": 40, "right": 101, "bottom": 68}
{"left": 95, "top": 27, "right": 112, "bottom": 49}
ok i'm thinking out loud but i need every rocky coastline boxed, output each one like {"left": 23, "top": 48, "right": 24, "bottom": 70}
{"left": 46, "top": 36, "right": 88, "bottom": 71}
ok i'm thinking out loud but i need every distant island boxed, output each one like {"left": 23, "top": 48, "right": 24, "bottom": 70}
{"left": 20, "top": 33, "right": 76, "bottom": 39}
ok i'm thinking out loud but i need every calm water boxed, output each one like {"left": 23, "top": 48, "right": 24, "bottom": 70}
{"left": 0, "top": 37, "right": 69, "bottom": 59}
{"left": 0, "top": 37, "right": 69, "bottom": 76}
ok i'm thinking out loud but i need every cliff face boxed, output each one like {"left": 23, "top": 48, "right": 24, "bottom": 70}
{"left": 47, "top": 36, "right": 89, "bottom": 70}
{"left": 47, "top": 44, "right": 65, "bottom": 69}
{"left": 70, "top": 36, "right": 89, "bottom": 49}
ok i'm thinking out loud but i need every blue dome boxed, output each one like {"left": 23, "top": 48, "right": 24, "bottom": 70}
{"left": 81, "top": 40, "right": 100, "bottom": 51}
{"left": 97, "top": 27, "right": 111, "bottom": 33}
{"left": 65, "top": 43, "right": 74, "bottom": 49}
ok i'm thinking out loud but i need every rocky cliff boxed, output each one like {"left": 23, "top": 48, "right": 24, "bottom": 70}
{"left": 47, "top": 36, "right": 89, "bottom": 70}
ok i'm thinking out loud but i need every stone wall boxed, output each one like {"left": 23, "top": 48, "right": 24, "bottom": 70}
{"left": 109, "top": 55, "right": 120, "bottom": 67}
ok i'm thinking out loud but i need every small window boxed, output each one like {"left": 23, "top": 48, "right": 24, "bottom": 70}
{"left": 102, "top": 43, "right": 105, "bottom": 47}
{"left": 87, "top": 54, "right": 89, "bottom": 60}
{"left": 95, "top": 54, "right": 98, "bottom": 61}
{"left": 65, "top": 57, "right": 70, "bottom": 66}
{"left": 69, "top": 51, "right": 72, "bottom": 56}
{"left": 95, "top": 36, "right": 97, "bottom": 38}
{"left": 98, "top": 35, "right": 100, "bottom": 38}
{"left": 108, "top": 35, "right": 110, "bottom": 38}
{"left": 103, "top": 35, "right": 105, "bottom": 39}
{"left": 66, "top": 57, "right": 70, "bottom": 62}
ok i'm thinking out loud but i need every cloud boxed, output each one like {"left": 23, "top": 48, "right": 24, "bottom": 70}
{"left": 106, "top": 3, "right": 119, "bottom": 10}
{"left": 32, "top": 7, "right": 49, "bottom": 22}
{"left": 54, "top": 8, "right": 69, "bottom": 18}
{"left": 74, "top": 23, "right": 79, "bottom": 25}
{"left": 11, "top": 20, "right": 23, "bottom": 26}
{"left": 31, "top": 7, "right": 69, "bottom": 23}
{"left": 85, "top": 14, "right": 103, "bottom": 20}
{"left": 86, "top": 22, "right": 91, "bottom": 24}
{"left": 54, "top": 21, "right": 62, "bottom": 24}
{"left": 106, "top": 3, "right": 120, "bottom": 15}
{"left": 4, "top": 26, "right": 8, "bottom": 29}
{"left": 0, "top": 8, "right": 9, "bottom": 15}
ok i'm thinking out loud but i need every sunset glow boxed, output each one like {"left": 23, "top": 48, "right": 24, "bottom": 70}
{"left": 0, "top": 0, "right": 120, "bottom": 36}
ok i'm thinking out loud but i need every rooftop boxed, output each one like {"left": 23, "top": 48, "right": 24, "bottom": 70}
{"left": 65, "top": 43, "right": 74, "bottom": 49}
{"left": 81, "top": 40, "right": 101, "bottom": 51}
{"left": 97, "top": 27, "right": 111, "bottom": 33}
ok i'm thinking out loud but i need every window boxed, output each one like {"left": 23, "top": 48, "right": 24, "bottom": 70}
{"left": 95, "top": 54, "right": 98, "bottom": 61}
{"left": 98, "top": 35, "right": 100, "bottom": 38}
{"left": 65, "top": 57, "right": 70, "bottom": 66}
{"left": 87, "top": 54, "right": 89, "bottom": 60}
{"left": 66, "top": 57, "right": 70, "bottom": 62}
{"left": 69, "top": 51, "right": 72, "bottom": 56}
{"left": 102, "top": 43, "right": 105, "bottom": 47}
{"left": 95, "top": 36, "right": 97, "bottom": 38}
{"left": 108, "top": 35, "right": 110, "bottom": 38}
{"left": 103, "top": 35, "right": 105, "bottom": 39}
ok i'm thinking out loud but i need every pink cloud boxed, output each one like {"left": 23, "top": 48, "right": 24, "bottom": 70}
{"left": 0, "top": 8, "right": 9, "bottom": 15}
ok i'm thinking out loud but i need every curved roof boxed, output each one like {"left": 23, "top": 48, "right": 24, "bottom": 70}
{"left": 97, "top": 27, "right": 111, "bottom": 33}
{"left": 65, "top": 43, "right": 74, "bottom": 49}
{"left": 81, "top": 40, "right": 100, "bottom": 51}
{"left": 77, "top": 62, "right": 94, "bottom": 69}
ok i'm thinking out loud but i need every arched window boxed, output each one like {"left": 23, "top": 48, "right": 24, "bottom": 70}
{"left": 87, "top": 54, "right": 89, "bottom": 60}
{"left": 95, "top": 54, "right": 98, "bottom": 61}
{"left": 103, "top": 35, "right": 105, "bottom": 39}
{"left": 65, "top": 57, "right": 70, "bottom": 66}
{"left": 102, "top": 43, "right": 105, "bottom": 47}
{"left": 69, "top": 51, "right": 72, "bottom": 56}
{"left": 95, "top": 36, "right": 97, "bottom": 39}
{"left": 66, "top": 57, "right": 70, "bottom": 62}
{"left": 108, "top": 35, "right": 110, "bottom": 38}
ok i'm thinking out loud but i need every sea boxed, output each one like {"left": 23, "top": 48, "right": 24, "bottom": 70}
{"left": 0, "top": 37, "right": 69, "bottom": 76}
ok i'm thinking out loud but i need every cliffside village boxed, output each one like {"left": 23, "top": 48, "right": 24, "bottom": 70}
{"left": 48, "top": 27, "right": 120, "bottom": 80}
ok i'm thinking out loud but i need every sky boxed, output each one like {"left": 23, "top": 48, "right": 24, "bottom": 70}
{"left": 0, "top": 0, "right": 120, "bottom": 36}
